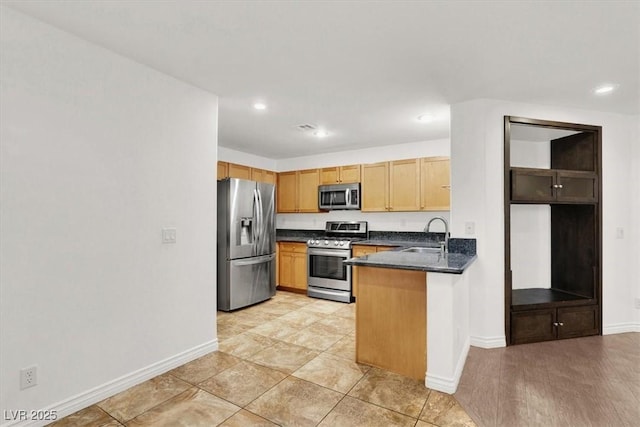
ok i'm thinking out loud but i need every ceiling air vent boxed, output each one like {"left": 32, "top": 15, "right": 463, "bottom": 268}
{"left": 295, "top": 124, "right": 317, "bottom": 132}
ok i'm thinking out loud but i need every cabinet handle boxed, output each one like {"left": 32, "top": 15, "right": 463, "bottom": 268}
{"left": 441, "top": 185, "right": 451, "bottom": 189}
{"left": 557, "top": 184, "right": 563, "bottom": 189}
{"left": 559, "top": 322, "right": 564, "bottom": 326}
{"left": 553, "top": 322, "right": 564, "bottom": 327}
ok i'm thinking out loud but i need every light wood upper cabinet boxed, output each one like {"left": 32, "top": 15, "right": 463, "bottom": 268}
{"left": 362, "top": 157, "right": 449, "bottom": 212}
{"left": 389, "top": 159, "right": 420, "bottom": 211}
{"left": 228, "top": 163, "right": 252, "bottom": 180}
{"left": 361, "top": 162, "right": 389, "bottom": 211}
{"left": 277, "top": 171, "right": 298, "bottom": 212}
{"left": 420, "top": 157, "right": 450, "bottom": 210}
{"left": 320, "top": 164, "right": 361, "bottom": 184}
{"left": 277, "top": 169, "right": 321, "bottom": 213}
{"left": 218, "top": 161, "right": 276, "bottom": 184}
{"left": 217, "top": 161, "right": 228, "bottom": 180}
{"left": 251, "top": 167, "right": 276, "bottom": 185}
{"left": 298, "top": 169, "right": 320, "bottom": 212}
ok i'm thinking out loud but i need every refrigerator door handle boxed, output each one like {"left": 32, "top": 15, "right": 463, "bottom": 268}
{"left": 252, "top": 188, "right": 260, "bottom": 250}
{"left": 232, "top": 254, "right": 275, "bottom": 266}
{"left": 256, "top": 188, "right": 263, "bottom": 245}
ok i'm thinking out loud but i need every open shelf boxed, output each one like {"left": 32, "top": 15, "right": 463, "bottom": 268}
{"left": 511, "top": 288, "right": 592, "bottom": 311}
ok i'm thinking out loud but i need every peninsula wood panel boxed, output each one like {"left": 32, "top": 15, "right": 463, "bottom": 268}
{"left": 356, "top": 266, "right": 426, "bottom": 381}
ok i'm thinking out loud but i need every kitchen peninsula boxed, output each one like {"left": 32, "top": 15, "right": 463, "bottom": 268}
{"left": 344, "top": 239, "right": 476, "bottom": 393}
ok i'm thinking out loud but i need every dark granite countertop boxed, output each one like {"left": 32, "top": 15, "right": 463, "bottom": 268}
{"left": 343, "top": 250, "right": 476, "bottom": 274}
{"left": 276, "top": 228, "right": 477, "bottom": 273}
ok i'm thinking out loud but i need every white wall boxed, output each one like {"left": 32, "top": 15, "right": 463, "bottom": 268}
{"left": 633, "top": 120, "right": 640, "bottom": 326}
{"left": 510, "top": 139, "right": 551, "bottom": 289}
{"left": 0, "top": 8, "right": 218, "bottom": 423}
{"left": 218, "top": 146, "right": 277, "bottom": 171}
{"left": 275, "top": 138, "right": 451, "bottom": 231}
{"left": 451, "top": 99, "right": 639, "bottom": 348}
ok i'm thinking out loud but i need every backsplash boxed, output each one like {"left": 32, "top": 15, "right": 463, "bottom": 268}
{"left": 275, "top": 210, "right": 451, "bottom": 233}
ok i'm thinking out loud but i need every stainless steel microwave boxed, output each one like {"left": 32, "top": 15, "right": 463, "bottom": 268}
{"left": 318, "top": 183, "right": 361, "bottom": 210}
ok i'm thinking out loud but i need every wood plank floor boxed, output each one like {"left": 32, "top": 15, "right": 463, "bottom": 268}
{"left": 455, "top": 333, "right": 640, "bottom": 427}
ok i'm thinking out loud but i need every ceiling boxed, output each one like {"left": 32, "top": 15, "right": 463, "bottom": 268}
{"left": 4, "top": 1, "right": 639, "bottom": 159}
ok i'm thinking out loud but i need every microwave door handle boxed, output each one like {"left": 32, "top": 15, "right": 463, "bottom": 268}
{"left": 346, "top": 188, "right": 351, "bottom": 206}
{"left": 330, "top": 191, "right": 335, "bottom": 208}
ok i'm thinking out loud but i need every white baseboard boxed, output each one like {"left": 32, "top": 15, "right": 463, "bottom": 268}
{"left": 426, "top": 336, "right": 470, "bottom": 394}
{"left": 603, "top": 323, "right": 640, "bottom": 335}
{"left": 469, "top": 335, "right": 506, "bottom": 348}
{"left": 1, "top": 339, "right": 218, "bottom": 427}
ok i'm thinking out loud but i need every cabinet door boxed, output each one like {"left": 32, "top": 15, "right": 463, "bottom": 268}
{"left": 556, "top": 171, "right": 598, "bottom": 203}
{"left": 298, "top": 169, "right": 321, "bottom": 212}
{"left": 278, "top": 252, "right": 294, "bottom": 287}
{"left": 277, "top": 172, "right": 298, "bottom": 213}
{"left": 389, "top": 159, "right": 420, "bottom": 211}
{"left": 228, "top": 163, "right": 252, "bottom": 180}
{"left": 263, "top": 170, "right": 276, "bottom": 185}
{"left": 361, "top": 162, "right": 389, "bottom": 212}
{"left": 511, "top": 168, "right": 555, "bottom": 202}
{"left": 340, "top": 165, "right": 361, "bottom": 183}
{"left": 292, "top": 252, "right": 308, "bottom": 290}
{"left": 511, "top": 309, "right": 556, "bottom": 344}
{"left": 556, "top": 305, "right": 599, "bottom": 339}
{"left": 217, "top": 161, "right": 229, "bottom": 180}
{"left": 251, "top": 167, "right": 265, "bottom": 183}
{"left": 420, "top": 157, "right": 450, "bottom": 210}
{"left": 320, "top": 167, "right": 340, "bottom": 184}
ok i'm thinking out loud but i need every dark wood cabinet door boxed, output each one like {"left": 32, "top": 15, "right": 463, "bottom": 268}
{"left": 511, "top": 168, "right": 555, "bottom": 202}
{"left": 556, "top": 171, "right": 598, "bottom": 203}
{"left": 557, "top": 305, "right": 599, "bottom": 339}
{"left": 511, "top": 309, "right": 556, "bottom": 344}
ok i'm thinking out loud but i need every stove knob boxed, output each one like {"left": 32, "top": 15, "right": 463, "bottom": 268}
{"left": 334, "top": 240, "right": 339, "bottom": 246}
{"left": 307, "top": 239, "right": 313, "bottom": 245}
{"left": 324, "top": 240, "right": 329, "bottom": 245}
{"left": 315, "top": 240, "right": 320, "bottom": 245}
{"left": 339, "top": 241, "right": 345, "bottom": 246}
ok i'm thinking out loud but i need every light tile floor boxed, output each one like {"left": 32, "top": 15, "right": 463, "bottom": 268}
{"left": 50, "top": 291, "right": 475, "bottom": 426}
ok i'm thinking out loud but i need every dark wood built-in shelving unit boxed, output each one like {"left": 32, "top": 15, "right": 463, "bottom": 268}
{"left": 504, "top": 116, "right": 602, "bottom": 345}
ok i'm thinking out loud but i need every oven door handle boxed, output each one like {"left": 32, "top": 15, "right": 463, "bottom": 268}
{"left": 307, "top": 248, "right": 351, "bottom": 257}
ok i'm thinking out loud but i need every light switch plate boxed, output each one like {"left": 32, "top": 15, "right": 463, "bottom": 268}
{"left": 162, "top": 228, "right": 177, "bottom": 244}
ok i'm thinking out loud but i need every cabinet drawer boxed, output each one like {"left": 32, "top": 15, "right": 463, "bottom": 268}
{"left": 278, "top": 242, "right": 307, "bottom": 253}
{"left": 557, "top": 305, "right": 599, "bottom": 339}
{"left": 511, "top": 309, "right": 556, "bottom": 344}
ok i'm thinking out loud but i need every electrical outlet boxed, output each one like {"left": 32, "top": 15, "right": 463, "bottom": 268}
{"left": 465, "top": 222, "right": 475, "bottom": 235}
{"left": 615, "top": 227, "right": 624, "bottom": 239}
{"left": 20, "top": 365, "right": 37, "bottom": 390}
{"left": 162, "top": 227, "right": 176, "bottom": 244}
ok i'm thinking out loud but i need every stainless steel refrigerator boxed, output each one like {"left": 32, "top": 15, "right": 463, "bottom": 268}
{"left": 217, "top": 178, "right": 276, "bottom": 311}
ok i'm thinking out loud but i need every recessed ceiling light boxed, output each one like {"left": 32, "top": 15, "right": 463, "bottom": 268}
{"left": 593, "top": 84, "right": 618, "bottom": 95}
{"left": 253, "top": 102, "right": 267, "bottom": 110}
{"left": 417, "top": 114, "right": 434, "bottom": 123}
{"left": 313, "top": 130, "right": 329, "bottom": 138}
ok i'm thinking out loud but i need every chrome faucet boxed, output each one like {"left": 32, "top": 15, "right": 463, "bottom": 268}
{"left": 424, "top": 216, "right": 449, "bottom": 254}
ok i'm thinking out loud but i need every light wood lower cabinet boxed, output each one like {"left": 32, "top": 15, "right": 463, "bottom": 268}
{"left": 277, "top": 242, "right": 307, "bottom": 293}
{"left": 356, "top": 266, "right": 426, "bottom": 381}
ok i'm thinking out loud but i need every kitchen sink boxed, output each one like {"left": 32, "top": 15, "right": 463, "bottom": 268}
{"left": 400, "top": 246, "right": 441, "bottom": 254}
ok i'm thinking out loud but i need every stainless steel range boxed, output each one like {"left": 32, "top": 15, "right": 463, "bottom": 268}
{"left": 307, "top": 221, "right": 368, "bottom": 303}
